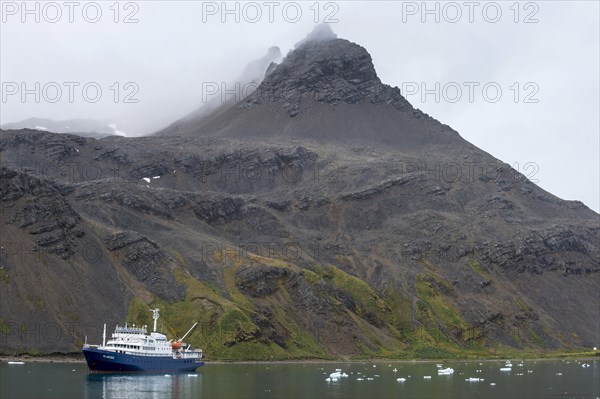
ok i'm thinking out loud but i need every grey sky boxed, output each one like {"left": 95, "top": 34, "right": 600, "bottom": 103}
{"left": 1, "top": 1, "right": 598, "bottom": 212}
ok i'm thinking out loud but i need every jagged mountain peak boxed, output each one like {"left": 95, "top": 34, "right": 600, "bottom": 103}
{"left": 156, "top": 26, "right": 459, "bottom": 147}
{"left": 245, "top": 32, "right": 410, "bottom": 117}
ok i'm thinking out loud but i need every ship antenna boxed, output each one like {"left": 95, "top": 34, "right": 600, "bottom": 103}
{"left": 151, "top": 308, "right": 160, "bottom": 332}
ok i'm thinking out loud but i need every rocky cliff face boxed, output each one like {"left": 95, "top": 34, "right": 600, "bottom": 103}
{"left": 1, "top": 26, "right": 598, "bottom": 358}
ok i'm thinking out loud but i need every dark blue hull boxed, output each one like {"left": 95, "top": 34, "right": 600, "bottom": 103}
{"left": 83, "top": 347, "right": 204, "bottom": 372}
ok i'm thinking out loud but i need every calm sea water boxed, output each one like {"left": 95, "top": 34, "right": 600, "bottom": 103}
{"left": 1, "top": 359, "right": 598, "bottom": 399}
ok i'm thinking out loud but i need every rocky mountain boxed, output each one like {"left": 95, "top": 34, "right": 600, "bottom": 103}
{"left": 1, "top": 26, "right": 598, "bottom": 359}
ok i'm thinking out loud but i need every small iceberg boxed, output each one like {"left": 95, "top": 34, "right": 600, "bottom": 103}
{"left": 438, "top": 367, "right": 454, "bottom": 375}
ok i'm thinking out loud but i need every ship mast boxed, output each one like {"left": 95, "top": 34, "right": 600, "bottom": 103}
{"left": 151, "top": 308, "right": 160, "bottom": 332}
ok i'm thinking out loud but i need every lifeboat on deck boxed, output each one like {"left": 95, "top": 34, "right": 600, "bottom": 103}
{"left": 172, "top": 341, "right": 182, "bottom": 350}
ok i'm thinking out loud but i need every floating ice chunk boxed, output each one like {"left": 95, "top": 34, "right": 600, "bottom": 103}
{"left": 438, "top": 368, "right": 454, "bottom": 375}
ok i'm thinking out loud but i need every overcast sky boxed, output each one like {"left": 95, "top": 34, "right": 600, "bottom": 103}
{"left": 1, "top": 1, "right": 598, "bottom": 212}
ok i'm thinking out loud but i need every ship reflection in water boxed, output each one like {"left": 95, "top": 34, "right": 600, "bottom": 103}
{"left": 85, "top": 372, "right": 202, "bottom": 399}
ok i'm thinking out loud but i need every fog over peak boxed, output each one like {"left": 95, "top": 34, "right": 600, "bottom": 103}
{"left": 239, "top": 46, "right": 283, "bottom": 85}
{"left": 295, "top": 23, "right": 338, "bottom": 48}
{"left": 167, "top": 44, "right": 284, "bottom": 126}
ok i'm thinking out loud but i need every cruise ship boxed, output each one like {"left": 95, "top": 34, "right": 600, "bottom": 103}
{"left": 82, "top": 308, "right": 204, "bottom": 372}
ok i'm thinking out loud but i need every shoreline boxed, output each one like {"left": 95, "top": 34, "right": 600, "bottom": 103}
{"left": 1, "top": 353, "right": 598, "bottom": 365}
